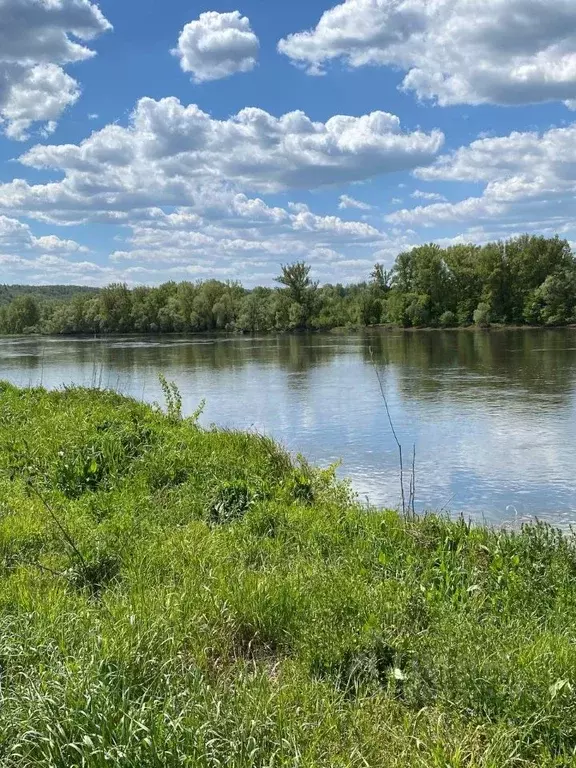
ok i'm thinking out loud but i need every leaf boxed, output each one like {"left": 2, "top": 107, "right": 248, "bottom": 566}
{"left": 549, "top": 679, "right": 572, "bottom": 699}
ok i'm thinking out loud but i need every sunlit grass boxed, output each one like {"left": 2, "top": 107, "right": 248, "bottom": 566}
{"left": 1, "top": 380, "right": 576, "bottom": 766}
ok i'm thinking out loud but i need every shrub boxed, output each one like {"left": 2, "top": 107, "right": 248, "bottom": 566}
{"left": 473, "top": 302, "right": 492, "bottom": 327}
{"left": 439, "top": 310, "right": 457, "bottom": 328}
{"left": 209, "top": 481, "right": 254, "bottom": 524}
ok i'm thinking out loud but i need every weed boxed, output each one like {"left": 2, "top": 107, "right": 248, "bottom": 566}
{"left": 209, "top": 480, "right": 254, "bottom": 525}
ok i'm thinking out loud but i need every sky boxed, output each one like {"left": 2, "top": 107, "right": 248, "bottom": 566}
{"left": 0, "top": 0, "right": 575, "bottom": 287}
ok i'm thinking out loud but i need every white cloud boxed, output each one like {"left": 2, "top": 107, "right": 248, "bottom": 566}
{"left": 173, "top": 11, "right": 259, "bottom": 83}
{"left": 279, "top": 0, "right": 576, "bottom": 107}
{"left": 411, "top": 189, "right": 446, "bottom": 202}
{"left": 291, "top": 209, "right": 380, "bottom": 239}
{"left": 387, "top": 123, "right": 576, "bottom": 232}
{"left": 0, "top": 97, "right": 442, "bottom": 223}
{"left": 100, "top": 196, "right": 418, "bottom": 285}
{"left": 1, "top": 64, "right": 80, "bottom": 140}
{"left": 33, "top": 234, "right": 89, "bottom": 253}
{"left": 0, "top": 252, "right": 134, "bottom": 286}
{"left": 0, "top": 214, "right": 87, "bottom": 253}
{"left": 338, "top": 194, "right": 372, "bottom": 210}
{"left": 416, "top": 125, "right": 576, "bottom": 184}
{"left": 0, "top": 213, "right": 96, "bottom": 283}
{"left": 387, "top": 197, "right": 505, "bottom": 227}
{"left": 0, "top": 0, "right": 111, "bottom": 139}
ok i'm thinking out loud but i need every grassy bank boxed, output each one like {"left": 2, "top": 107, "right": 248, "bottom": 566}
{"left": 1, "top": 383, "right": 576, "bottom": 766}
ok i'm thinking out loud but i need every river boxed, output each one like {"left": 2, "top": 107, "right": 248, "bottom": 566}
{"left": 1, "top": 328, "right": 575, "bottom": 526}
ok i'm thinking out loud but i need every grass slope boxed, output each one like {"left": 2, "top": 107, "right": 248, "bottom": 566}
{"left": 1, "top": 382, "right": 576, "bottom": 766}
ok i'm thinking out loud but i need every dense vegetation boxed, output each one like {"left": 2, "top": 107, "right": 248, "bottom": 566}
{"left": 2, "top": 383, "right": 576, "bottom": 766}
{"left": 1, "top": 235, "right": 575, "bottom": 335}
{"left": 0, "top": 284, "right": 97, "bottom": 308}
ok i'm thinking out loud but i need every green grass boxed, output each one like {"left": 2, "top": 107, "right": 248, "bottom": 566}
{"left": 1, "top": 381, "right": 576, "bottom": 766}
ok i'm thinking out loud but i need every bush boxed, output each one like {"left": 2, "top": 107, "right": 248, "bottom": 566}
{"left": 439, "top": 310, "right": 457, "bottom": 328}
{"left": 473, "top": 302, "right": 492, "bottom": 327}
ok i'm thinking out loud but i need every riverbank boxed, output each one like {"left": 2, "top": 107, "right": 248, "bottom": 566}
{"left": 4, "top": 321, "right": 576, "bottom": 342}
{"left": 1, "top": 382, "right": 576, "bottom": 766}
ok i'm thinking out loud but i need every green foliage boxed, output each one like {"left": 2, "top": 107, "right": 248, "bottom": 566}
{"left": 474, "top": 302, "right": 492, "bottom": 327}
{"left": 158, "top": 374, "right": 183, "bottom": 422}
{"left": 3, "top": 295, "right": 40, "bottom": 333}
{"left": 439, "top": 310, "right": 457, "bottom": 327}
{"left": 209, "top": 480, "right": 254, "bottom": 525}
{"left": 276, "top": 262, "right": 319, "bottom": 329}
{"left": 1, "top": 385, "right": 576, "bottom": 764}
{"left": 0, "top": 284, "right": 97, "bottom": 307}
{"left": 1, "top": 236, "right": 575, "bottom": 335}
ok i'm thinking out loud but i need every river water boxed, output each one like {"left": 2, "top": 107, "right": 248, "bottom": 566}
{"left": 1, "top": 329, "right": 575, "bottom": 526}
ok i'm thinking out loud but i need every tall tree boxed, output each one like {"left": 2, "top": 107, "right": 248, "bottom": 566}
{"left": 275, "top": 262, "right": 318, "bottom": 328}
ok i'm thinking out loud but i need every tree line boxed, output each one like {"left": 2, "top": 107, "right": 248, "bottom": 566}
{"left": 1, "top": 235, "right": 575, "bottom": 335}
{"left": 0, "top": 284, "right": 97, "bottom": 307}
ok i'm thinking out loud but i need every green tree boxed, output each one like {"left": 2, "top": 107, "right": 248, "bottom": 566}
{"left": 5, "top": 295, "right": 40, "bottom": 333}
{"left": 98, "top": 284, "right": 133, "bottom": 333}
{"left": 370, "top": 263, "right": 391, "bottom": 294}
{"left": 275, "top": 262, "right": 318, "bottom": 328}
{"left": 474, "top": 302, "right": 492, "bottom": 327}
{"left": 526, "top": 269, "right": 576, "bottom": 325}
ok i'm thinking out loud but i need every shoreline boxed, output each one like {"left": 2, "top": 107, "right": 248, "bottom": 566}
{"left": 2, "top": 323, "right": 576, "bottom": 340}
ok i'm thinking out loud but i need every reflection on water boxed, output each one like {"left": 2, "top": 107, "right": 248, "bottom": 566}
{"left": 1, "top": 329, "right": 576, "bottom": 526}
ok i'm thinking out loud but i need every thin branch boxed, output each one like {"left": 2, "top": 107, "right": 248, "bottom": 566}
{"left": 411, "top": 443, "right": 416, "bottom": 519}
{"left": 27, "top": 483, "right": 88, "bottom": 573}
{"left": 23, "top": 560, "right": 69, "bottom": 580}
{"left": 369, "top": 346, "right": 406, "bottom": 516}
{"left": 438, "top": 494, "right": 455, "bottom": 515}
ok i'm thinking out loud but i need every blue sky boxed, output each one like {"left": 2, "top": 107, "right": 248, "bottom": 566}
{"left": 0, "top": 0, "right": 575, "bottom": 286}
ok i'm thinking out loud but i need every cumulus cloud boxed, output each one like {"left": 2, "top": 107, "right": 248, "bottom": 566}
{"left": 0, "top": 213, "right": 96, "bottom": 282}
{"left": 173, "top": 11, "right": 259, "bottom": 83}
{"left": 411, "top": 189, "right": 446, "bottom": 202}
{"left": 279, "top": 0, "right": 576, "bottom": 107}
{"left": 0, "top": 252, "right": 138, "bottom": 286}
{"left": 111, "top": 202, "right": 385, "bottom": 262}
{"left": 416, "top": 125, "right": 576, "bottom": 184}
{"left": 0, "top": 90, "right": 439, "bottom": 284}
{"left": 387, "top": 197, "right": 506, "bottom": 227}
{"left": 0, "top": 64, "right": 79, "bottom": 140}
{"left": 0, "top": 96, "right": 442, "bottom": 222}
{"left": 387, "top": 123, "right": 576, "bottom": 232}
{"left": 291, "top": 209, "right": 380, "bottom": 238}
{"left": 0, "top": 0, "right": 111, "bottom": 139}
{"left": 106, "top": 201, "right": 415, "bottom": 285}
{"left": 338, "top": 194, "right": 373, "bottom": 210}
{"left": 0, "top": 214, "right": 87, "bottom": 253}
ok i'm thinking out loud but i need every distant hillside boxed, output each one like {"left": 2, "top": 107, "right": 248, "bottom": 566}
{"left": 0, "top": 285, "right": 99, "bottom": 307}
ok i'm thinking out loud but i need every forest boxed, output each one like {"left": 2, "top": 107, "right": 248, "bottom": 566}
{"left": 0, "top": 284, "right": 97, "bottom": 308}
{"left": 1, "top": 234, "right": 575, "bottom": 335}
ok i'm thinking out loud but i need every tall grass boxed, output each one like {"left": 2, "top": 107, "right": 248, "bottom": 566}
{"left": 1, "top": 380, "right": 576, "bottom": 766}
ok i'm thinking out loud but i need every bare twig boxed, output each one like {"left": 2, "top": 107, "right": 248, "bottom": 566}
{"left": 23, "top": 560, "right": 69, "bottom": 580}
{"left": 439, "top": 494, "right": 455, "bottom": 515}
{"left": 369, "top": 346, "right": 406, "bottom": 517}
